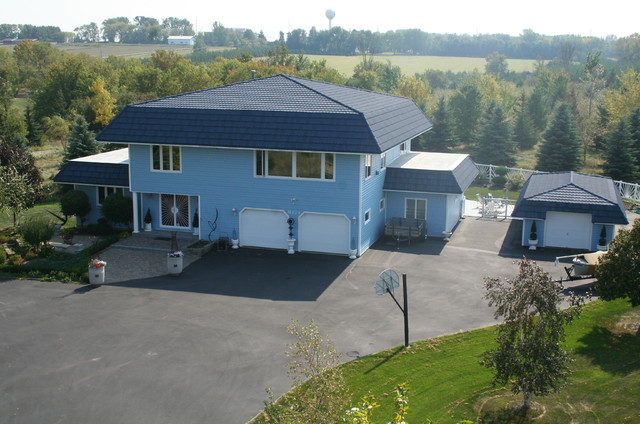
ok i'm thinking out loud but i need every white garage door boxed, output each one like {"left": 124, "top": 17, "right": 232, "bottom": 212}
{"left": 298, "top": 212, "right": 350, "bottom": 255}
{"left": 545, "top": 211, "right": 592, "bottom": 249}
{"left": 239, "top": 209, "right": 289, "bottom": 250}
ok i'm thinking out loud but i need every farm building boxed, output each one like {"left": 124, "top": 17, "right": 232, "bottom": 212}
{"left": 167, "top": 36, "right": 195, "bottom": 45}
{"left": 511, "top": 171, "right": 628, "bottom": 250}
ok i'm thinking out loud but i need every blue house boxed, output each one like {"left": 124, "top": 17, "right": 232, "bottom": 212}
{"left": 511, "top": 171, "right": 628, "bottom": 250}
{"left": 55, "top": 74, "right": 478, "bottom": 256}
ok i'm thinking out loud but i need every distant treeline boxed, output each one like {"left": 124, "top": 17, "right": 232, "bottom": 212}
{"left": 0, "top": 24, "right": 69, "bottom": 42}
{"left": 283, "top": 27, "right": 631, "bottom": 61}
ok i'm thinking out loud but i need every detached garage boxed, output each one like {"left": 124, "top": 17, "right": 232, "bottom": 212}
{"left": 512, "top": 172, "right": 628, "bottom": 250}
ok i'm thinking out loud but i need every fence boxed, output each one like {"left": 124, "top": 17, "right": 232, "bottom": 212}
{"left": 475, "top": 163, "right": 640, "bottom": 204}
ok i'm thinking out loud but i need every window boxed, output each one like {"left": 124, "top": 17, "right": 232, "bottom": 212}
{"left": 255, "top": 150, "right": 335, "bottom": 180}
{"left": 364, "top": 154, "right": 372, "bottom": 178}
{"left": 152, "top": 145, "right": 181, "bottom": 172}
{"left": 405, "top": 198, "right": 426, "bottom": 220}
{"left": 379, "top": 198, "right": 385, "bottom": 211}
{"left": 380, "top": 152, "right": 386, "bottom": 169}
{"left": 364, "top": 208, "right": 371, "bottom": 224}
{"left": 400, "top": 142, "right": 407, "bottom": 153}
{"left": 97, "top": 186, "right": 124, "bottom": 205}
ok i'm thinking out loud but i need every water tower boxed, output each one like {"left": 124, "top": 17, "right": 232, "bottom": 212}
{"left": 326, "top": 9, "right": 336, "bottom": 30}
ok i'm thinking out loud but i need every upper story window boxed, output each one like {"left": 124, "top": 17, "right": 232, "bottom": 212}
{"left": 97, "top": 186, "right": 124, "bottom": 205}
{"left": 380, "top": 152, "right": 387, "bottom": 169}
{"left": 364, "top": 154, "right": 372, "bottom": 178}
{"left": 152, "top": 145, "right": 181, "bottom": 172}
{"left": 400, "top": 142, "right": 407, "bottom": 153}
{"left": 255, "top": 150, "right": 335, "bottom": 180}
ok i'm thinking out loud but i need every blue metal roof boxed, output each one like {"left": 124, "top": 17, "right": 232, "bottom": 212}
{"left": 511, "top": 171, "right": 628, "bottom": 225}
{"left": 97, "top": 74, "right": 432, "bottom": 154}
{"left": 54, "top": 149, "right": 130, "bottom": 187}
{"left": 383, "top": 153, "right": 479, "bottom": 194}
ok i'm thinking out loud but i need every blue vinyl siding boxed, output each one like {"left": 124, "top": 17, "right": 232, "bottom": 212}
{"left": 130, "top": 144, "right": 360, "bottom": 247}
{"left": 384, "top": 191, "right": 449, "bottom": 236}
{"left": 74, "top": 184, "right": 131, "bottom": 226}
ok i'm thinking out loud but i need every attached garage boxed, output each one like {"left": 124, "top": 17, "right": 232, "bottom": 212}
{"left": 240, "top": 208, "right": 289, "bottom": 250}
{"left": 512, "top": 172, "right": 628, "bottom": 251}
{"left": 298, "top": 212, "right": 351, "bottom": 255}
{"left": 544, "top": 211, "right": 592, "bottom": 249}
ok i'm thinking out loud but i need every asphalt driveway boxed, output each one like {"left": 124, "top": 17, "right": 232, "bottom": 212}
{"left": 0, "top": 217, "right": 588, "bottom": 424}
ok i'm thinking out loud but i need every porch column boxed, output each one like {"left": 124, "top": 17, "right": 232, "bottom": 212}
{"left": 132, "top": 191, "right": 139, "bottom": 233}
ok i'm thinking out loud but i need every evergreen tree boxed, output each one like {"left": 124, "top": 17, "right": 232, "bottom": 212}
{"left": 421, "top": 96, "right": 455, "bottom": 152}
{"left": 513, "top": 93, "right": 538, "bottom": 150}
{"left": 536, "top": 104, "right": 582, "bottom": 172}
{"left": 628, "top": 108, "right": 640, "bottom": 169}
{"left": 474, "top": 102, "right": 516, "bottom": 166}
{"left": 449, "top": 82, "right": 483, "bottom": 147}
{"left": 62, "top": 115, "right": 100, "bottom": 167}
{"left": 24, "top": 106, "right": 43, "bottom": 146}
{"left": 602, "top": 119, "right": 638, "bottom": 182}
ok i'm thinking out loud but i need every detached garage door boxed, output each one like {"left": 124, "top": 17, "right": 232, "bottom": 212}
{"left": 299, "top": 212, "right": 350, "bottom": 255}
{"left": 240, "top": 209, "right": 289, "bottom": 250}
{"left": 545, "top": 211, "right": 592, "bottom": 249}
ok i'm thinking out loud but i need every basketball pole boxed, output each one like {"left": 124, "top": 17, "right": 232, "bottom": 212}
{"left": 402, "top": 273, "right": 409, "bottom": 347}
{"left": 385, "top": 274, "right": 409, "bottom": 347}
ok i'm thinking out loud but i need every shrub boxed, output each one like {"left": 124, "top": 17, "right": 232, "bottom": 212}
{"left": 38, "top": 244, "right": 55, "bottom": 258}
{"left": 101, "top": 193, "right": 133, "bottom": 226}
{"left": 25, "top": 250, "right": 38, "bottom": 260}
{"left": 87, "top": 218, "right": 113, "bottom": 236}
{"left": 60, "top": 189, "right": 91, "bottom": 220}
{"left": 20, "top": 217, "right": 55, "bottom": 251}
{"left": 9, "top": 254, "right": 24, "bottom": 266}
{"left": 495, "top": 166, "right": 509, "bottom": 176}
{"left": 0, "top": 247, "right": 7, "bottom": 264}
{"left": 506, "top": 174, "right": 525, "bottom": 191}
{"left": 492, "top": 175, "right": 507, "bottom": 187}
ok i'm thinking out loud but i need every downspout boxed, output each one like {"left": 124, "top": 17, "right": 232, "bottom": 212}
{"left": 358, "top": 154, "right": 363, "bottom": 256}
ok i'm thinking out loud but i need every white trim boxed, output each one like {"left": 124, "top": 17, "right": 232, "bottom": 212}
{"left": 404, "top": 198, "right": 427, "bottom": 220}
{"left": 254, "top": 150, "right": 336, "bottom": 181}
{"left": 357, "top": 155, "right": 363, "bottom": 255}
{"left": 96, "top": 186, "right": 125, "bottom": 206}
{"left": 132, "top": 191, "right": 139, "bottom": 233}
{"left": 384, "top": 189, "right": 460, "bottom": 195}
{"left": 380, "top": 152, "right": 386, "bottom": 169}
{"left": 159, "top": 193, "right": 191, "bottom": 229}
{"left": 364, "top": 154, "right": 372, "bottom": 179}
{"left": 150, "top": 145, "right": 182, "bottom": 173}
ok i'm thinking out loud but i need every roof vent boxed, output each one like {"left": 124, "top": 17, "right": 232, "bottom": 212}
{"left": 251, "top": 70, "right": 256, "bottom": 79}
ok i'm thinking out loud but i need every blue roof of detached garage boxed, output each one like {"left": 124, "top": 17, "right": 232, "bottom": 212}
{"left": 54, "top": 148, "right": 129, "bottom": 187}
{"left": 97, "top": 74, "right": 432, "bottom": 154}
{"left": 384, "top": 152, "right": 479, "bottom": 194}
{"left": 511, "top": 171, "right": 628, "bottom": 225}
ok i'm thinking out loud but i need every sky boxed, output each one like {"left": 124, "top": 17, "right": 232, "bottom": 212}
{"left": 3, "top": 0, "right": 638, "bottom": 40}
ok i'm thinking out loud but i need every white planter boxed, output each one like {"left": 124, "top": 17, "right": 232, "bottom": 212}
{"left": 528, "top": 239, "right": 538, "bottom": 250}
{"left": 88, "top": 266, "right": 105, "bottom": 284}
{"left": 193, "top": 227, "right": 199, "bottom": 236}
{"left": 597, "top": 244, "right": 607, "bottom": 251}
{"left": 231, "top": 239, "right": 239, "bottom": 249}
{"left": 167, "top": 256, "right": 184, "bottom": 276}
{"left": 349, "top": 249, "right": 357, "bottom": 259}
{"left": 144, "top": 223, "right": 152, "bottom": 232}
{"left": 287, "top": 238, "right": 296, "bottom": 254}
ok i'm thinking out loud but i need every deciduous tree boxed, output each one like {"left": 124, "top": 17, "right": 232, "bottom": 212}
{"left": 595, "top": 219, "right": 640, "bottom": 306}
{"left": 483, "top": 258, "right": 583, "bottom": 411}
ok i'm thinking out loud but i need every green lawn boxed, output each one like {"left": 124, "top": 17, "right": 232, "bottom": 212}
{"left": 338, "top": 299, "right": 639, "bottom": 423}
{"left": 304, "top": 54, "right": 540, "bottom": 75}
{"left": 0, "top": 199, "right": 74, "bottom": 230}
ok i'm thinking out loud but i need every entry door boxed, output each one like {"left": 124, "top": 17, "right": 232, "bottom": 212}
{"left": 161, "top": 194, "right": 190, "bottom": 227}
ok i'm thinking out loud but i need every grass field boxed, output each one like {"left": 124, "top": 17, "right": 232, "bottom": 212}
{"left": 1, "top": 43, "right": 231, "bottom": 59}
{"left": 314, "top": 299, "right": 639, "bottom": 423}
{"left": 304, "top": 54, "right": 539, "bottom": 75}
